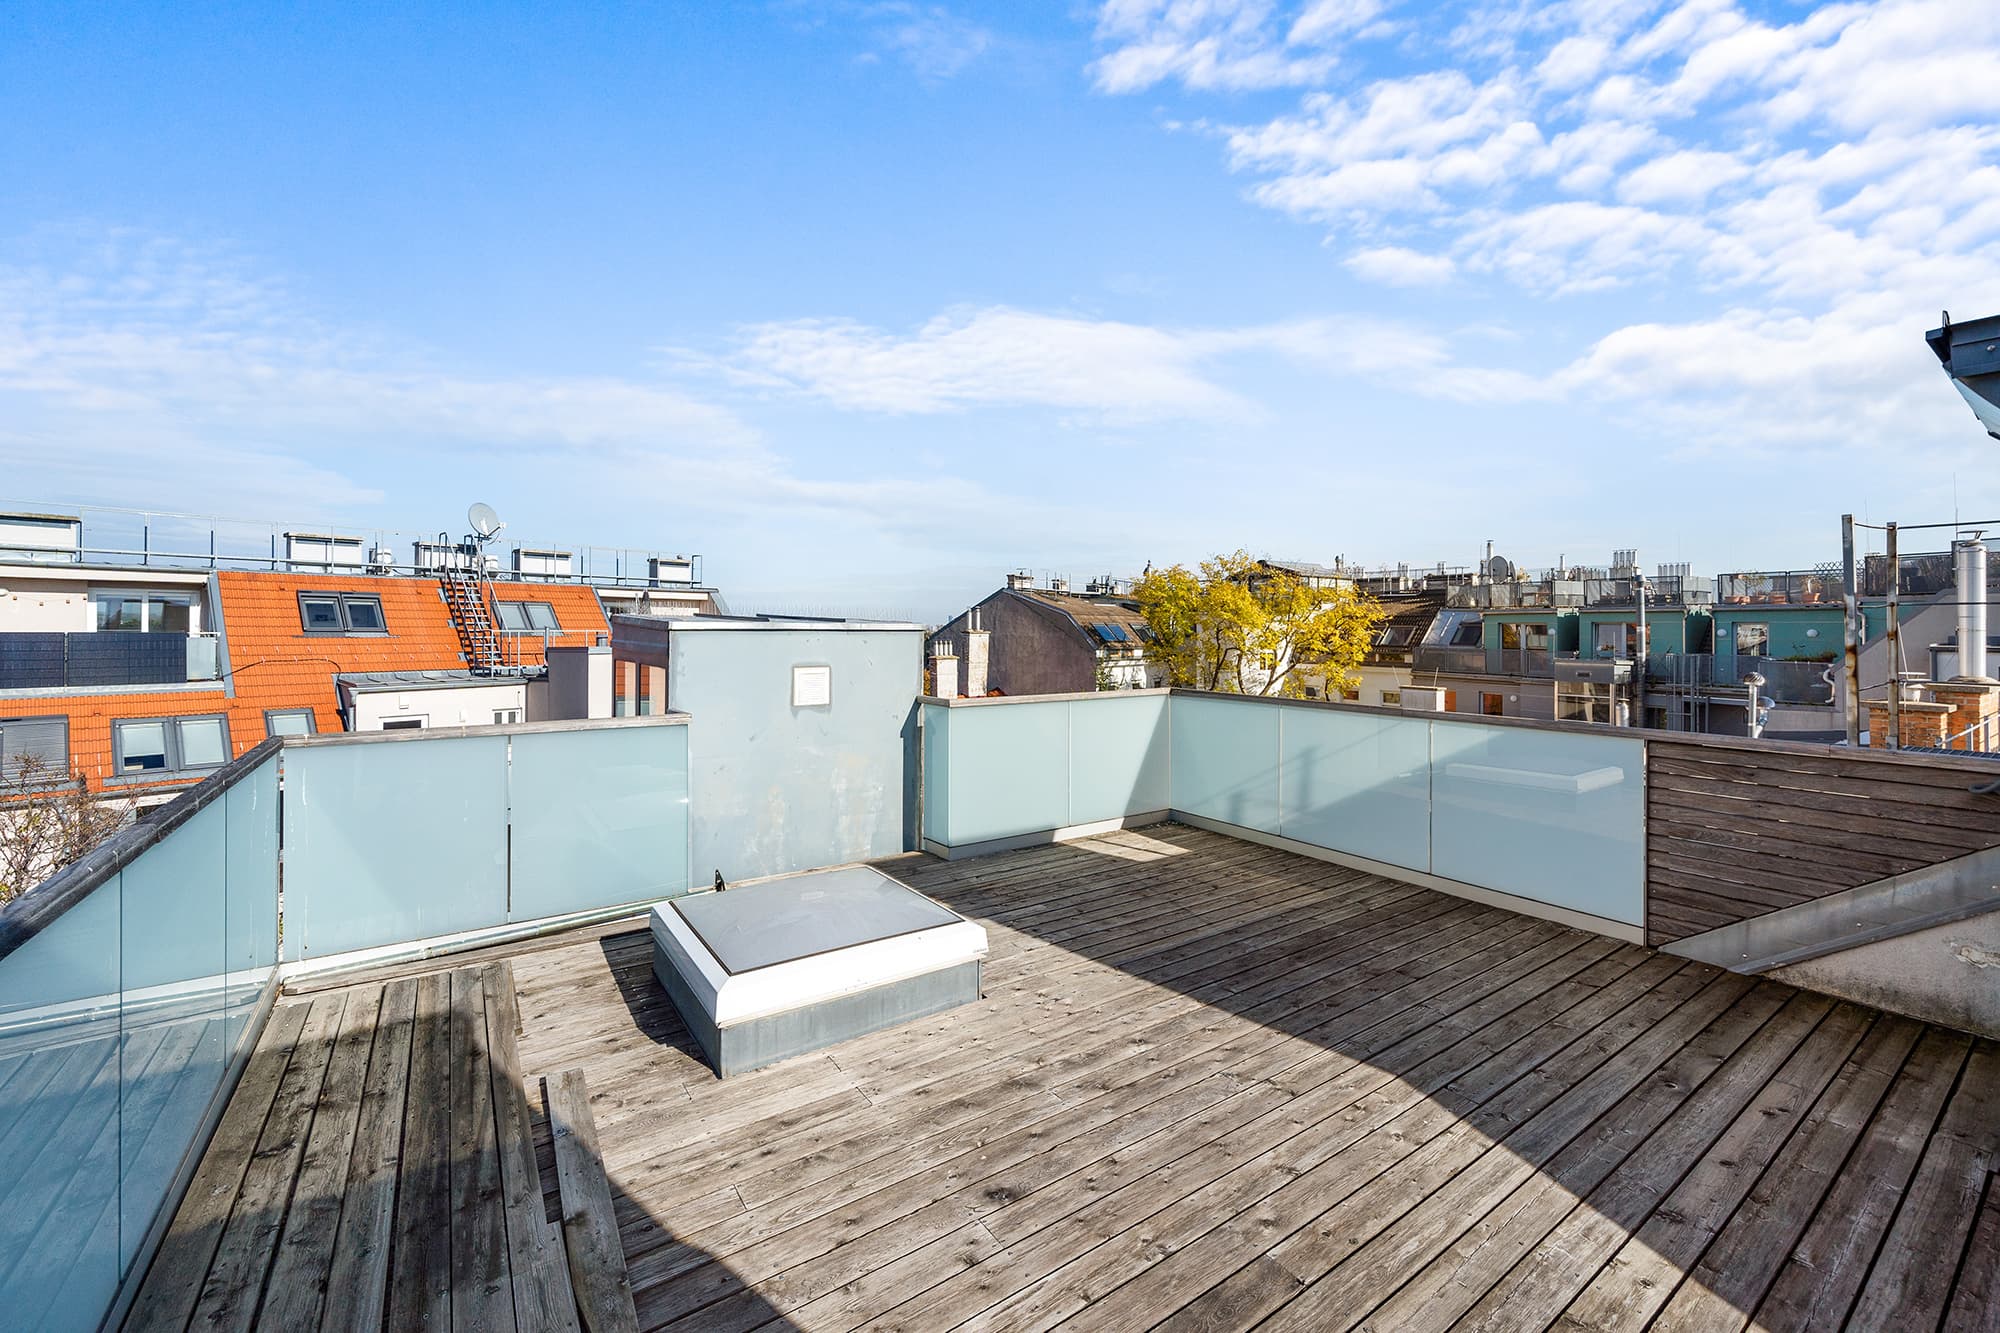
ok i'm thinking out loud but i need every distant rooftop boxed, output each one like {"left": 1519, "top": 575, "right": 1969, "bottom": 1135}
{"left": 0, "top": 500, "right": 711, "bottom": 589}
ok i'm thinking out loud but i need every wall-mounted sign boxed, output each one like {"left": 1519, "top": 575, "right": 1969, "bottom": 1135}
{"left": 792, "top": 664, "right": 832, "bottom": 708}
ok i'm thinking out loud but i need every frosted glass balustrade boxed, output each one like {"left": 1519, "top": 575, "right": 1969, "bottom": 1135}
{"left": 0, "top": 750, "right": 281, "bottom": 1332}
{"left": 511, "top": 724, "right": 691, "bottom": 918}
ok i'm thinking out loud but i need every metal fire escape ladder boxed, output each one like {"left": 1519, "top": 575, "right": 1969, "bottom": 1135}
{"left": 440, "top": 563, "right": 503, "bottom": 674}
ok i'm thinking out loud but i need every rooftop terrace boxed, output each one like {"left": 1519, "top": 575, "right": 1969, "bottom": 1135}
{"left": 130, "top": 827, "right": 1998, "bottom": 1331}
{"left": 4, "top": 679, "right": 1999, "bottom": 1331}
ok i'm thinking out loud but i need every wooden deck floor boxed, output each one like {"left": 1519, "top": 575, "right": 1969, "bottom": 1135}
{"left": 135, "top": 825, "right": 1999, "bottom": 1330}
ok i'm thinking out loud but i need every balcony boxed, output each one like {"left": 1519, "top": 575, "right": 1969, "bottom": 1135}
{"left": 0, "top": 696, "right": 1995, "bottom": 1330}
{"left": 0, "top": 631, "right": 221, "bottom": 691}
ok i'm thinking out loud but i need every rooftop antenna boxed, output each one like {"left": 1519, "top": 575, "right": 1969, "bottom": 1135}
{"left": 467, "top": 501, "right": 505, "bottom": 545}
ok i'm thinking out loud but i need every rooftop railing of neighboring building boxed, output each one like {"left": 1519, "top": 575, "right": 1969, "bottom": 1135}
{"left": 1715, "top": 569, "right": 1845, "bottom": 605}
{"left": 1580, "top": 574, "right": 1716, "bottom": 607}
{"left": 1645, "top": 652, "right": 1840, "bottom": 705}
{"left": 0, "top": 501, "right": 708, "bottom": 589}
{"left": 1859, "top": 547, "right": 2000, "bottom": 599}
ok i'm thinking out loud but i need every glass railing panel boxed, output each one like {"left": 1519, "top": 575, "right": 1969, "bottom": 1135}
{"left": 1429, "top": 722, "right": 1644, "bottom": 924}
{"left": 0, "top": 875, "right": 124, "bottom": 1331}
{"left": 223, "top": 757, "right": 280, "bottom": 1057}
{"left": 1170, "top": 694, "right": 1280, "bottom": 833}
{"left": 185, "top": 633, "right": 221, "bottom": 681}
{"left": 938, "top": 702, "right": 1070, "bottom": 844}
{"left": 283, "top": 734, "right": 510, "bottom": 959}
{"left": 1278, "top": 706, "right": 1430, "bottom": 873}
{"left": 510, "top": 724, "right": 691, "bottom": 919}
{"left": 1067, "top": 695, "right": 1170, "bottom": 826}
{"left": 116, "top": 797, "right": 230, "bottom": 1283}
{"left": 921, "top": 703, "right": 951, "bottom": 846}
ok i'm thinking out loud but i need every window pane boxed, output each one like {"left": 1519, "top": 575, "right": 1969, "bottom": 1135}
{"left": 119, "top": 721, "right": 169, "bottom": 771}
{"left": 525, "top": 603, "right": 560, "bottom": 631}
{"left": 343, "top": 597, "right": 384, "bottom": 631}
{"left": 1735, "top": 623, "right": 1770, "bottom": 656}
{"left": 151, "top": 598, "right": 192, "bottom": 633}
{"left": 178, "top": 718, "right": 227, "bottom": 768}
{"left": 97, "top": 597, "right": 144, "bottom": 631}
{"left": 494, "top": 602, "right": 529, "bottom": 631}
{"left": 267, "top": 711, "right": 313, "bottom": 738}
{"left": 301, "top": 597, "right": 343, "bottom": 631}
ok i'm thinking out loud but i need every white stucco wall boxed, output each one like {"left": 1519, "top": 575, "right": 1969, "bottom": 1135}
{"left": 0, "top": 569, "right": 210, "bottom": 633}
{"left": 347, "top": 682, "right": 528, "bottom": 730}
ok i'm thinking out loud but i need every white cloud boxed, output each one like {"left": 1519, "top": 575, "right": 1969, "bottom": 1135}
{"left": 706, "top": 306, "right": 1461, "bottom": 417}
{"left": 1615, "top": 147, "right": 1751, "bottom": 204}
{"left": 868, "top": 4, "right": 994, "bottom": 81}
{"left": 1535, "top": 35, "right": 1610, "bottom": 91}
{"left": 1089, "top": 0, "right": 1347, "bottom": 93}
{"left": 1344, "top": 245, "right": 1457, "bottom": 285}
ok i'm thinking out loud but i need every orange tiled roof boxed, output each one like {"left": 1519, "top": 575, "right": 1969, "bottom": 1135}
{"left": 6, "top": 573, "right": 616, "bottom": 791}
{"left": 2, "top": 687, "right": 238, "bottom": 795}
{"left": 215, "top": 571, "right": 469, "bottom": 744}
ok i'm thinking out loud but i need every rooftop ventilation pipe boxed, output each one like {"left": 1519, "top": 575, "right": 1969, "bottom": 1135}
{"left": 1956, "top": 536, "right": 1990, "bottom": 680}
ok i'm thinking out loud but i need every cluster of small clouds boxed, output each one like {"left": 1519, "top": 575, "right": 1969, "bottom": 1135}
{"left": 1089, "top": 0, "right": 2000, "bottom": 452}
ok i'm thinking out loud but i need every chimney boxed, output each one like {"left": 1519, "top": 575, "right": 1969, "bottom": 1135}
{"left": 1955, "top": 537, "right": 1991, "bottom": 680}
{"left": 546, "top": 645, "right": 613, "bottom": 719}
{"left": 1005, "top": 570, "right": 1033, "bottom": 590}
{"left": 929, "top": 647, "right": 959, "bottom": 699}
{"left": 963, "top": 610, "right": 990, "bottom": 698}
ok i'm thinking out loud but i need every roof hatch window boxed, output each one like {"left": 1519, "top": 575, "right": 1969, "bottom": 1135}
{"left": 299, "top": 592, "right": 388, "bottom": 634}
{"left": 496, "top": 600, "right": 562, "bottom": 633}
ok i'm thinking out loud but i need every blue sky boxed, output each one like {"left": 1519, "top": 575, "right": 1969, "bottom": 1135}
{"left": 4, "top": 1, "right": 1998, "bottom": 618}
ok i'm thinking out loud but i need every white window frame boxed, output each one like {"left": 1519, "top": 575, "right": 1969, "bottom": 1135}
{"left": 90, "top": 590, "right": 197, "bottom": 633}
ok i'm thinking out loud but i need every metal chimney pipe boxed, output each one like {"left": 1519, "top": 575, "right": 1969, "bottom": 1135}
{"left": 1956, "top": 537, "right": 1990, "bottom": 679}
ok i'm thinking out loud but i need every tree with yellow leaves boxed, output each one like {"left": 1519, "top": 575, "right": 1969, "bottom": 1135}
{"left": 1133, "top": 551, "right": 1384, "bottom": 698}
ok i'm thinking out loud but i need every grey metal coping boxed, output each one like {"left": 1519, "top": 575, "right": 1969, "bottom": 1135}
{"left": 279, "top": 711, "right": 691, "bottom": 747}
{"left": 335, "top": 670, "right": 518, "bottom": 693}
{"left": 1662, "top": 844, "right": 2000, "bottom": 974}
{"left": 0, "top": 736, "right": 284, "bottom": 966}
{"left": 922, "top": 686, "right": 2000, "bottom": 773}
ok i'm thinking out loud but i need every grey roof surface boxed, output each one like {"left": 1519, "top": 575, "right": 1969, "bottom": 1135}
{"left": 335, "top": 670, "right": 521, "bottom": 693}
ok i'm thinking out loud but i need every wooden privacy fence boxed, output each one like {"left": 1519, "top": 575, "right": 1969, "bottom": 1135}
{"left": 1643, "top": 735, "right": 2000, "bottom": 947}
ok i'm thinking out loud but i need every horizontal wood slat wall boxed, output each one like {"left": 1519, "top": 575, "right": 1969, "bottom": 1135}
{"left": 1644, "top": 737, "right": 2000, "bottom": 947}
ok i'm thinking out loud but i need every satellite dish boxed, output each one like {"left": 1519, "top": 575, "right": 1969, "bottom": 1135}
{"left": 468, "top": 502, "right": 504, "bottom": 541}
{"left": 1487, "top": 555, "right": 1515, "bottom": 580}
